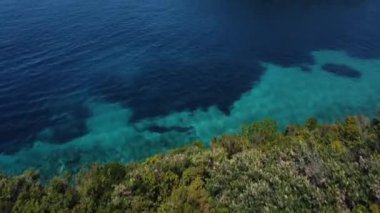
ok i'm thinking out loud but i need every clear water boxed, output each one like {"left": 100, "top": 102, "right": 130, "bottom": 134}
{"left": 1, "top": 0, "right": 380, "bottom": 176}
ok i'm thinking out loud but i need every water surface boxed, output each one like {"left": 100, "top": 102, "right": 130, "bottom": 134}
{"left": 1, "top": 0, "right": 380, "bottom": 176}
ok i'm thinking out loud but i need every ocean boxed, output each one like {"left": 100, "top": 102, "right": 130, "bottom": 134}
{"left": 1, "top": 0, "right": 380, "bottom": 176}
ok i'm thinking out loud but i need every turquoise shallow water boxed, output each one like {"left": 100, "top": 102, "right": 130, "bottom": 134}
{"left": 1, "top": 0, "right": 380, "bottom": 176}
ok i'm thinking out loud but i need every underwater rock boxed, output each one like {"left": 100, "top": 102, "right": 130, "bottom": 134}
{"left": 322, "top": 63, "right": 361, "bottom": 78}
{"left": 146, "top": 125, "right": 193, "bottom": 134}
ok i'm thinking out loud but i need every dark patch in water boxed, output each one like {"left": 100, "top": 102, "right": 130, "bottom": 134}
{"left": 46, "top": 105, "right": 90, "bottom": 144}
{"left": 322, "top": 63, "right": 361, "bottom": 78}
{"left": 0, "top": 100, "right": 90, "bottom": 154}
{"left": 94, "top": 59, "right": 264, "bottom": 121}
{"left": 146, "top": 125, "right": 193, "bottom": 134}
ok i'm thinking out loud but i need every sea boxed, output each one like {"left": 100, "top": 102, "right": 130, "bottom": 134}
{"left": 1, "top": 0, "right": 380, "bottom": 176}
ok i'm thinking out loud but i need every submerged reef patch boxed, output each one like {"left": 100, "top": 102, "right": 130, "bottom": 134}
{"left": 145, "top": 125, "right": 194, "bottom": 134}
{"left": 322, "top": 63, "right": 362, "bottom": 78}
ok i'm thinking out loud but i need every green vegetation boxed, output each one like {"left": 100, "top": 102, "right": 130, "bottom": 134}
{"left": 1, "top": 115, "right": 380, "bottom": 212}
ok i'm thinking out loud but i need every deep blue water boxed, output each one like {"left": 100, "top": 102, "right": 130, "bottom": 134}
{"left": 1, "top": 0, "right": 380, "bottom": 175}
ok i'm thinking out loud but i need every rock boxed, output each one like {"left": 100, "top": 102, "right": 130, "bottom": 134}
{"left": 322, "top": 63, "right": 361, "bottom": 78}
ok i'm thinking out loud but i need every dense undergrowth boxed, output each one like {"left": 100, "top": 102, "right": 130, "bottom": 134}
{"left": 1, "top": 114, "right": 380, "bottom": 212}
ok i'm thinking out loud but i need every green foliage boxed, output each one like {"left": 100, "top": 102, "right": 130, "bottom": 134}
{"left": 159, "top": 177, "right": 211, "bottom": 213}
{"left": 211, "top": 135, "right": 249, "bottom": 158}
{"left": 1, "top": 115, "right": 380, "bottom": 212}
{"left": 339, "top": 116, "right": 362, "bottom": 144}
{"left": 305, "top": 117, "right": 319, "bottom": 130}
{"left": 241, "top": 119, "right": 279, "bottom": 144}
